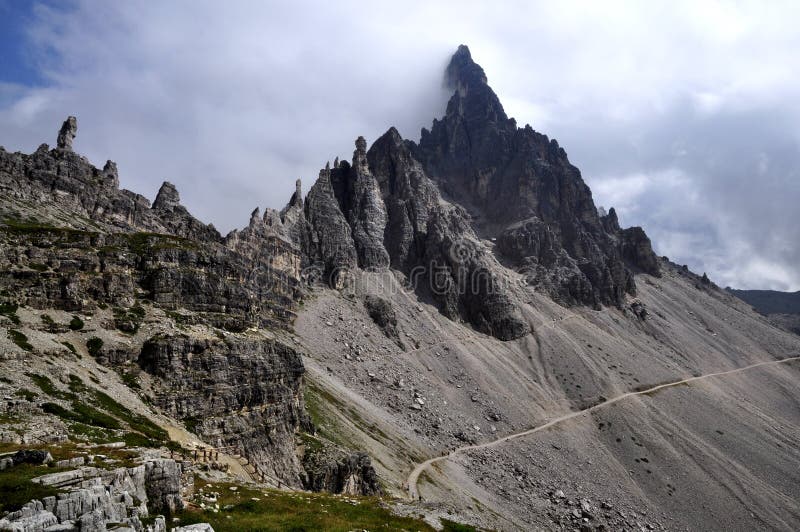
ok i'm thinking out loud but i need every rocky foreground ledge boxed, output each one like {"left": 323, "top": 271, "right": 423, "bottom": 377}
{"left": 0, "top": 454, "right": 185, "bottom": 532}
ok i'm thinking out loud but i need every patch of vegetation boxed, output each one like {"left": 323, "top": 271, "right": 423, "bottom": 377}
{"left": 0, "top": 463, "right": 63, "bottom": 513}
{"left": 26, "top": 373, "right": 63, "bottom": 398}
{"left": 0, "top": 302, "right": 21, "bottom": 325}
{"left": 165, "top": 310, "right": 194, "bottom": 327}
{"left": 41, "top": 398, "right": 120, "bottom": 430}
{"left": 8, "top": 329, "right": 33, "bottom": 351}
{"left": 28, "top": 262, "right": 48, "bottom": 272}
{"left": 35, "top": 375, "right": 172, "bottom": 447}
{"left": 113, "top": 305, "right": 146, "bottom": 334}
{"left": 176, "top": 478, "right": 442, "bottom": 532}
{"left": 0, "top": 376, "right": 12, "bottom": 384}
{"left": 86, "top": 337, "right": 103, "bottom": 357}
{"left": 0, "top": 412, "right": 20, "bottom": 424}
{"left": 67, "top": 374, "right": 85, "bottom": 394}
{"left": 304, "top": 380, "right": 390, "bottom": 447}
{"left": 14, "top": 388, "right": 37, "bottom": 401}
{"left": 41, "top": 402, "right": 76, "bottom": 419}
{"left": 40, "top": 314, "right": 54, "bottom": 326}
{"left": 183, "top": 416, "right": 201, "bottom": 434}
{"left": 122, "top": 432, "right": 158, "bottom": 448}
{"left": 69, "top": 315, "right": 84, "bottom": 331}
{"left": 126, "top": 232, "right": 198, "bottom": 255}
{"left": 0, "top": 217, "right": 95, "bottom": 241}
{"left": 92, "top": 390, "right": 168, "bottom": 443}
{"left": 70, "top": 402, "right": 122, "bottom": 430}
{"left": 61, "top": 341, "right": 79, "bottom": 356}
{"left": 67, "top": 421, "right": 112, "bottom": 443}
{"left": 120, "top": 370, "right": 141, "bottom": 390}
{"left": 297, "top": 432, "right": 324, "bottom": 455}
{"left": 441, "top": 520, "right": 478, "bottom": 532}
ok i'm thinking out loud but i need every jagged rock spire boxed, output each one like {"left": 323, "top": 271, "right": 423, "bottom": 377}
{"left": 57, "top": 116, "right": 77, "bottom": 151}
{"left": 354, "top": 136, "right": 369, "bottom": 171}
{"left": 250, "top": 207, "right": 261, "bottom": 227}
{"left": 103, "top": 160, "right": 119, "bottom": 188}
{"left": 153, "top": 181, "right": 181, "bottom": 210}
{"left": 292, "top": 179, "right": 303, "bottom": 207}
{"left": 445, "top": 45, "right": 488, "bottom": 92}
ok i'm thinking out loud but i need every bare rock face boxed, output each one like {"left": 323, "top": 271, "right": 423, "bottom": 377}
{"left": 335, "top": 137, "right": 390, "bottom": 270}
{"left": 302, "top": 164, "right": 358, "bottom": 288}
{"left": 139, "top": 334, "right": 311, "bottom": 486}
{"left": 103, "top": 160, "right": 119, "bottom": 188}
{"left": 152, "top": 181, "right": 181, "bottom": 211}
{"left": 373, "top": 128, "right": 530, "bottom": 340}
{"left": 301, "top": 443, "right": 381, "bottom": 495}
{"left": 57, "top": 116, "right": 77, "bottom": 150}
{"left": 620, "top": 226, "right": 661, "bottom": 275}
{"left": 412, "top": 45, "right": 660, "bottom": 308}
{"left": 295, "top": 127, "right": 529, "bottom": 340}
{"left": 364, "top": 295, "right": 402, "bottom": 346}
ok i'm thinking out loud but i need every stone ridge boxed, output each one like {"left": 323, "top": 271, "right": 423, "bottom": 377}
{"left": 0, "top": 119, "right": 381, "bottom": 494}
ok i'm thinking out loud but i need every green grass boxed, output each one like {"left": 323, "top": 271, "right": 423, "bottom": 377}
{"left": 112, "top": 305, "right": 146, "bottom": 334}
{"left": 14, "top": 388, "right": 37, "bottom": 401}
{"left": 92, "top": 390, "right": 168, "bottom": 443}
{"left": 69, "top": 316, "right": 84, "bottom": 331}
{"left": 67, "top": 421, "right": 112, "bottom": 442}
{"left": 34, "top": 375, "right": 171, "bottom": 447}
{"left": 27, "top": 373, "right": 61, "bottom": 397}
{"left": 175, "top": 478, "right": 439, "bottom": 532}
{"left": 41, "top": 402, "right": 76, "bottom": 419}
{"left": 0, "top": 463, "right": 63, "bottom": 513}
{"left": 120, "top": 370, "right": 141, "bottom": 390}
{"left": 9, "top": 330, "right": 33, "bottom": 351}
{"left": 67, "top": 374, "right": 85, "bottom": 393}
{"left": 68, "top": 402, "right": 121, "bottom": 430}
{"left": 124, "top": 232, "right": 198, "bottom": 256}
{"left": 183, "top": 416, "right": 201, "bottom": 434}
{"left": 122, "top": 432, "right": 155, "bottom": 448}
{"left": 441, "top": 520, "right": 478, "bottom": 532}
{"left": 0, "top": 302, "right": 20, "bottom": 325}
{"left": 61, "top": 341, "right": 79, "bottom": 356}
{"left": 86, "top": 337, "right": 103, "bottom": 357}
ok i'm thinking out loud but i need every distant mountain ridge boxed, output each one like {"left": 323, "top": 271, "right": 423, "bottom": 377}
{"left": 728, "top": 288, "right": 800, "bottom": 315}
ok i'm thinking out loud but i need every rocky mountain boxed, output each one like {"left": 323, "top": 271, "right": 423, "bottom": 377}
{"left": 729, "top": 288, "right": 800, "bottom": 315}
{"left": 413, "top": 45, "right": 660, "bottom": 309}
{"left": 0, "top": 115, "right": 381, "bottom": 519}
{"left": 1, "top": 45, "right": 799, "bottom": 532}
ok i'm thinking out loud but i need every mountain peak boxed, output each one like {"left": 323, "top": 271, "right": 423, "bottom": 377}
{"left": 445, "top": 44, "right": 488, "bottom": 92}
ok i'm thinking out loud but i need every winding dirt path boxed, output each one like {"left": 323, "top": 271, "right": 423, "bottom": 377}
{"left": 406, "top": 355, "right": 800, "bottom": 500}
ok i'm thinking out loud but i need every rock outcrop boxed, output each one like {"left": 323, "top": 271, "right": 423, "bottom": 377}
{"left": 300, "top": 439, "right": 381, "bottom": 496}
{"left": 139, "top": 334, "right": 310, "bottom": 486}
{"left": 0, "top": 459, "right": 181, "bottom": 532}
{"left": 57, "top": 116, "right": 77, "bottom": 151}
{"left": 292, "top": 130, "right": 530, "bottom": 341}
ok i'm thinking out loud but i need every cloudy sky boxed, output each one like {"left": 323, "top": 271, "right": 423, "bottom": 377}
{"left": 1, "top": 1, "right": 798, "bottom": 290}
